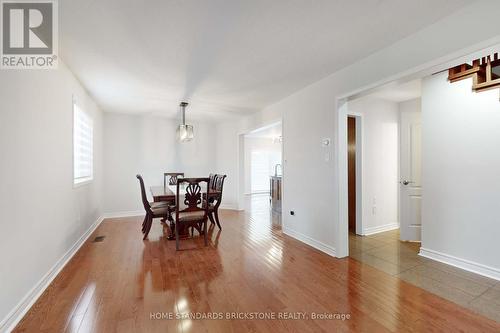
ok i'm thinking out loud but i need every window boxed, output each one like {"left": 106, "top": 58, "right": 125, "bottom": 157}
{"left": 73, "top": 101, "right": 93, "bottom": 185}
{"left": 250, "top": 150, "right": 281, "bottom": 193}
{"left": 251, "top": 151, "right": 270, "bottom": 192}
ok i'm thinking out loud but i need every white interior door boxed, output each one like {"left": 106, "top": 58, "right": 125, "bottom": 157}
{"left": 400, "top": 110, "right": 422, "bottom": 241}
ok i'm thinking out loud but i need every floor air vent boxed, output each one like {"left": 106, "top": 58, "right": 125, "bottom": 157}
{"left": 93, "top": 236, "right": 105, "bottom": 242}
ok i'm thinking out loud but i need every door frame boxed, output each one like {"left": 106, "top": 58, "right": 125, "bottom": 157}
{"left": 335, "top": 42, "right": 500, "bottom": 258}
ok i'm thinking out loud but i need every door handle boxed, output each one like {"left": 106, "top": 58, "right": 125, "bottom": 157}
{"left": 400, "top": 180, "right": 414, "bottom": 185}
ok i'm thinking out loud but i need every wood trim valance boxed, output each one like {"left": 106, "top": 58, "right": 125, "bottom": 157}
{"left": 448, "top": 53, "right": 500, "bottom": 95}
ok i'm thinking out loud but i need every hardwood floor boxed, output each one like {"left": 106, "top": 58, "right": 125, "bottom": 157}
{"left": 14, "top": 195, "right": 500, "bottom": 332}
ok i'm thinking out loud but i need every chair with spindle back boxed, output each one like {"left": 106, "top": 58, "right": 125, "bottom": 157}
{"left": 168, "top": 177, "right": 211, "bottom": 250}
{"left": 164, "top": 172, "right": 184, "bottom": 188}
{"left": 163, "top": 173, "right": 184, "bottom": 211}
{"left": 206, "top": 174, "right": 227, "bottom": 229}
{"left": 208, "top": 173, "right": 216, "bottom": 190}
{"left": 136, "top": 175, "right": 170, "bottom": 240}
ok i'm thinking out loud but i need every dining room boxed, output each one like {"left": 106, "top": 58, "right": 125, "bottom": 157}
{"left": 4, "top": 1, "right": 500, "bottom": 332}
{"left": 99, "top": 102, "right": 241, "bottom": 249}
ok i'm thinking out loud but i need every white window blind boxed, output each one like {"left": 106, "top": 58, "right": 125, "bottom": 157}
{"left": 73, "top": 102, "right": 93, "bottom": 185}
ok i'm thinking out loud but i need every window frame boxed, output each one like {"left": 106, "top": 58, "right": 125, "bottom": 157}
{"left": 73, "top": 98, "right": 94, "bottom": 187}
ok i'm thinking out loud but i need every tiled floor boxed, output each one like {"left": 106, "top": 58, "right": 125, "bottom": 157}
{"left": 349, "top": 229, "right": 500, "bottom": 322}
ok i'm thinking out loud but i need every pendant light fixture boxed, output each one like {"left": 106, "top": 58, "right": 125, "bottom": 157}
{"left": 177, "top": 101, "right": 194, "bottom": 142}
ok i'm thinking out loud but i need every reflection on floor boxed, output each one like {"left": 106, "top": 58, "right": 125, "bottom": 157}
{"left": 349, "top": 229, "right": 500, "bottom": 322}
{"left": 245, "top": 193, "right": 282, "bottom": 227}
{"left": 14, "top": 194, "right": 500, "bottom": 332}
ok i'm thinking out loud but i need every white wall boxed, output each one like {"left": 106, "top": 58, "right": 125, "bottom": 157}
{"left": 216, "top": 1, "right": 500, "bottom": 256}
{"left": 399, "top": 98, "right": 421, "bottom": 117}
{"left": 102, "top": 113, "right": 217, "bottom": 214}
{"left": 0, "top": 62, "right": 103, "bottom": 326}
{"left": 244, "top": 137, "right": 281, "bottom": 193}
{"left": 347, "top": 97, "right": 399, "bottom": 234}
{"left": 421, "top": 72, "right": 500, "bottom": 274}
{"left": 214, "top": 122, "right": 240, "bottom": 209}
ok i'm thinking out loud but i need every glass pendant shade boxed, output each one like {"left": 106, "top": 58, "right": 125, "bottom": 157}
{"left": 177, "top": 124, "right": 194, "bottom": 142}
{"left": 177, "top": 101, "right": 194, "bottom": 142}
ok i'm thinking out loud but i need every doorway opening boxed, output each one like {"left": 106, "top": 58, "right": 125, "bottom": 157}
{"left": 335, "top": 44, "right": 500, "bottom": 321}
{"left": 344, "top": 79, "right": 423, "bottom": 272}
{"left": 237, "top": 121, "right": 283, "bottom": 226}
{"left": 337, "top": 43, "right": 500, "bottom": 261}
{"left": 338, "top": 49, "right": 500, "bottom": 320}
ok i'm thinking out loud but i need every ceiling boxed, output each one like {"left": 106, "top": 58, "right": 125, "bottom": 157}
{"left": 59, "top": 0, "right": 470, "bottom": 120}
{"left": 368, "top": 79, "right": 422, "bottom": 102}
{"left": 246, "top": 122, "right": 282, "bottom": 139}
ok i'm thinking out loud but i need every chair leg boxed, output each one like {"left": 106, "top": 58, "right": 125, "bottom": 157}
{"left": 175, "top": 222, "right": 180, "bottom": 251}
{"left": 169, "top": 220, "right": 175, "bottom": 238}
{"left": 195, "top": 221, "right": 204, "bottom": 234}
{"left": 142, "top": 215, "right": 148, "bottom": 235}
{"left": 204, "top": 219, "right": 208, "bottom": 246}
{"left": 143, "top": 215, "right": 153, "bottom": 240}
{"left": 208, "top": 211, "right": 216, "bottom": 225}
{"left": 142, "top": 215, "right": 147, "bottom": 232}
{"left": 214, "top": 209, "right": 222, "bottom": 230}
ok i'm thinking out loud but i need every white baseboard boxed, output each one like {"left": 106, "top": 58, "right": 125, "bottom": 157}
{"left": 283, "top": 227, "right": 336, "bottom": 257}
{"left": 101, "top": 210, "right": 144, "bottom": 219}
{"left": 362, "top": 223, "right": 399, "bottom": 236}
{"left": 0, "top": 215, "right": 104, "bottom": 333}
{"left": 219, "top": 204, "right": 241, "bottom": 211}
{"left": 245, "top": 191, "right": 270, "bottom": 195}
{"left": 419, "top": 248, "right": 500, "bottom": 281}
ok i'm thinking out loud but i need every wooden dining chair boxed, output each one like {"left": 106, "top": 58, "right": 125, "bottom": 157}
{"left": 206, "top": 174, "right": 227, "bottom": 230}
{"left": 168, "top": 177, "right": 210, "bottom": 250}
{"left": 164, "top": 172, "right": 184, "bottom": 188}
{"left": 208, "top": 173, "right": 216, "bottom": 191}
{"left": 136, "top": 175, "right": 170, "bottom": 240}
